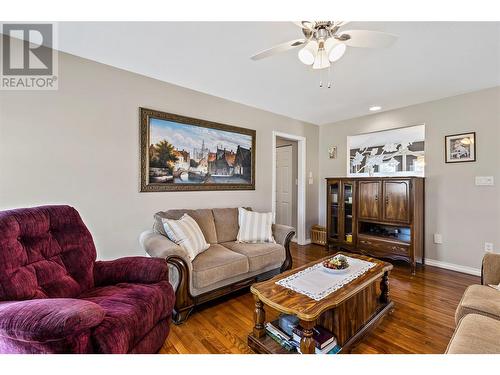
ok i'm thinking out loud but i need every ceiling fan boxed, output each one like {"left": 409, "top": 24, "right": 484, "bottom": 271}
{"left": 251, "top": 21, "right": 398, "bottom": 83}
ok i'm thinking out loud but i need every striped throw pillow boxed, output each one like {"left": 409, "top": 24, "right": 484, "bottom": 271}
{"left": 237, "top": 207, "right": 275, "bottom": 243}
{"left": 162, "top": 214, "right": 210, "bottom": 260}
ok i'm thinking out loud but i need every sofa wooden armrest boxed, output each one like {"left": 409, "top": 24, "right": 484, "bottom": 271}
{"left": 272, "top": 224, "right": 294, "bottom": 272}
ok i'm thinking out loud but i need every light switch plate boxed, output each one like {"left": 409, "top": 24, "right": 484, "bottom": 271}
{"left": 485, "top": 243, "right": 494, "bottom": 252}
{"left": 475, "top": 176, "right": 494, "bottom": 186}
{"left": 434, "top": 234, "right": 443, "bottom": 244}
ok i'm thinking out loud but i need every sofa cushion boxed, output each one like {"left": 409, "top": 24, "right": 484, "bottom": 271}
{"left": 192, "top": 244, "right": 249, "bottom": 289}
{"left": 446, "top": 314, "right": 500, "bottom": 354}
{"left": 455, "top": 284, "right": 500, "bottom": 324}
{"left": 212, "top": 208, "right": 240, "bottom": 243}
{"left": 0, "top": 205, "right": 96, "bottom": 300}
{"left": 154, "top": 209, "right": 217, "bottom": 244}
{"left": 221, "top": 241, "right": 285, "bottom": 272}
{"left": 79, "top": 281, "right": 174, "bottom": 354}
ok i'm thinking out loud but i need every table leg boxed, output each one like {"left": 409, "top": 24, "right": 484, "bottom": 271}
{"left": 299, "top": 320, "right": 316, "bottom": 354}
{"left": 253, "top": 295, "right": 266, "bottom": 338}
{"left": 380, "top": 271, "right": 390, "bottom": 304}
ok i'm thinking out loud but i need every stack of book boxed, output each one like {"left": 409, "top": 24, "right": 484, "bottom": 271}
{"left": 293, "top": 325, "right": 341, "bottom": 354}
{"left": 264, "top": 318, "right": 341, "bottom": 354}
{"left": 264, "top": 320, "right": 296, "bottom": 352}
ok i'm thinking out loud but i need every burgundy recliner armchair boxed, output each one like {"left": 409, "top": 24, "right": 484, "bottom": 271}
{"left": 0, "top": 205, "right": 175, "bottom": 353}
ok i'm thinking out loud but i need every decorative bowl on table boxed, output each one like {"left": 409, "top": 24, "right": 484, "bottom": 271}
{"left": 322, "top": 255, "right": 350, "bottom": 274}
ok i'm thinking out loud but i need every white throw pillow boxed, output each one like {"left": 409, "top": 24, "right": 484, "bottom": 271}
{"left": 162, "top": 214, "right": 210, "bottom": 260}
{"left": 237, "top": 207, "right": 275, "bottom": 243}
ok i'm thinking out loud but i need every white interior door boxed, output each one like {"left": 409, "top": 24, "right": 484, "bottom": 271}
{"left": 276, "top": 145, "right": 293, "bottom": 226}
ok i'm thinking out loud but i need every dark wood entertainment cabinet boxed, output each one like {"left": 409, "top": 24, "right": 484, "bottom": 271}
{"left": 326, "top": 177, "right": 424, "bottom": 274}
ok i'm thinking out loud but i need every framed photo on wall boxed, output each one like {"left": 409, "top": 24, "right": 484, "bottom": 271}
{"left": 140, "top": 107, "right": 255, "bottom": 192}
{"left": 445, "top": 132, "right": 476, "bottom": 163}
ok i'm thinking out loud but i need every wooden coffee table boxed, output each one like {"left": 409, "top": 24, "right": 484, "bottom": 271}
{"left": 247, "top": 252, "right": 394, "bottom": 354}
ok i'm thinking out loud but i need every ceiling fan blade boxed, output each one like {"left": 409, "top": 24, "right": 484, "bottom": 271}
{"left": 250, "top": 39, "right": 306, "bottom": 60}
{"left": 292, "top": 21, "right": 315, "bottom": 31}
{"left": 337, "top": 30, "right": 398, "bottom": 48}
{"left": 335, "top": 21, "right": 351, "bottom": 29}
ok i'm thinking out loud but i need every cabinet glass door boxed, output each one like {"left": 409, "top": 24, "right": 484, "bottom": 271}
{"left": 342, "top": 182, "right": 354, "bottom": 244}
{"left": 329, "top": 182, "right": 340, "bottom": 239}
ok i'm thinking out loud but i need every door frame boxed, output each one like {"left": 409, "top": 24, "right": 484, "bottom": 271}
{"left": 272, "top": 131, "right": 306, "bottom": 245}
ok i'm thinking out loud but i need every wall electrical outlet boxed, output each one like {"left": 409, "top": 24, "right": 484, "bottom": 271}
{"left": 484, "top": 242, "right": 494, "bottom": 253}
{"left": 434, "top": 234, "right": 443, "bottom": 244}
{"left": 475, "top": 176, "right": 494, "bottom": 186}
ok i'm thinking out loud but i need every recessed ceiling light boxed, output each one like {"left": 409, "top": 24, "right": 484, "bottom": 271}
{"left": 369, "top": 106, "right": 382, "bottom": 112}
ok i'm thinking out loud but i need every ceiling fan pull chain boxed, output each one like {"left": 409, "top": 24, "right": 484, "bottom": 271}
{"left": 319, "top": 67, "right": 323, "bottom": 88}
{"left": 328, "top": 65, "right": 332, "bottom": 88}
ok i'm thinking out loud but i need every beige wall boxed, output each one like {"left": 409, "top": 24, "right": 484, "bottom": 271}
{"left": 319, "top": 87, "right": 500, "bottom": 271}
{"left": 0, "top": 48, "right": 319, "bottom": 260}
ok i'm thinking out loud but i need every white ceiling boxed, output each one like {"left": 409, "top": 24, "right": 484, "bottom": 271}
{"left": 56, "top": 22, "right": 500, "bottom": 125}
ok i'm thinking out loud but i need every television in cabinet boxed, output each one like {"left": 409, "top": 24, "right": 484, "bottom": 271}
{"left": 326, "top": 177, "right": 424, "bottom": 274}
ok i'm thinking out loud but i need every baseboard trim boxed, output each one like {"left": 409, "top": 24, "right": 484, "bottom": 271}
{"left": 292, "top": 238, "right": 311, "bottom": 245}
{"left": 424, "top": 258, "right": 481, "bottom": 276}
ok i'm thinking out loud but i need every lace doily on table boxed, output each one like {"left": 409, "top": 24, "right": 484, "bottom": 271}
{"left": 276, "top": 256, "right": 376, "bottom": 301}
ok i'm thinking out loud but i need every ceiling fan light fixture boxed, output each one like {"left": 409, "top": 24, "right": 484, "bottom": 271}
{"left": 323, "top": 37, "right": 337, "bottom": 52}
{"left": 328, "top": 43, "right": 346, "bottom": 62}
{"left": 298, "top": 40, "right": 318, "bottom": 65}
{"left": 312, "top": 48, "right": 330, "bottom": 70}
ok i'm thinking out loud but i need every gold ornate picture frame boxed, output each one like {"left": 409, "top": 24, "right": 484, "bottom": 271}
{"left": 140, "top": 108, "right": 256, "bottom": 192}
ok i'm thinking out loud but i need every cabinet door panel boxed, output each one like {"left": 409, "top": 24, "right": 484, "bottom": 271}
{"left": 358, "top": 181, "right": 381, "bottom": 220}
{"left": 383, "top": 180, "right": 410, "bottom": 223}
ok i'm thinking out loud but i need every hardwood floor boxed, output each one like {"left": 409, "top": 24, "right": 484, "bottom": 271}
{"left": 160, "top": 243, "right": 479, "bottom": 354}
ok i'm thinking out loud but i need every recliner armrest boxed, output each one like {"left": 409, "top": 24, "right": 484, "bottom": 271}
{"left": 0, "top": 298, "right": 104, "bottom": 342}
{"left": 94, "top": 257, "right": 169, "bottom": 286}
{"left": 482, "top": 253, "right": 500, "bottom": 286}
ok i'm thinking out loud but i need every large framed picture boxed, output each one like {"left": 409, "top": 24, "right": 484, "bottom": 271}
{"left": 445, "top": 132, "right": 476, "bottom": 163}
{"left": 347, "top": 124, "right": 425, "bottom": 177}
{"left": 140, "top": 108, "right": 255, "bottom": 192}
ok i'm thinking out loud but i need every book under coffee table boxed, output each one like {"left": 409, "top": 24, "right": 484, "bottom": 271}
{"left": 247, "top": 252, "right": 394, "bottom": 354}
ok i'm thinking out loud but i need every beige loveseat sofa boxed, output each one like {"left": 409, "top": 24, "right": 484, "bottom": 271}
{"left": 140, "top": 208, "right": 295, "bottom": 324}
{"left": 446, "top": 253, "right": 500, "bottom": 354}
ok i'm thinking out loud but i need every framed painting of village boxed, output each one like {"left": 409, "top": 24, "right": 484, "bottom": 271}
{"left": 140, "top": 108, "right": 256, "bottom": 191}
